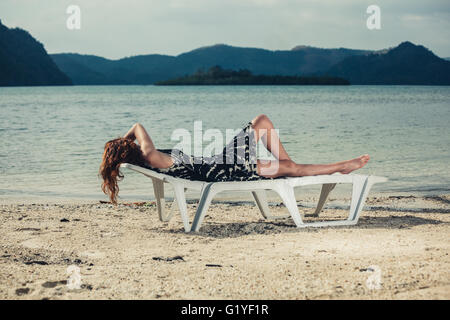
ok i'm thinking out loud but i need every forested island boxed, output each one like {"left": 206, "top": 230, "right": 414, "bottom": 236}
{"left": 155, "top": 66, "right": 350, "bottom": 85}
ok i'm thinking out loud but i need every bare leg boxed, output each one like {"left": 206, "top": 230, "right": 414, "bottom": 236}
{"left": 250, "top": 114, "right": 370, "bottom": 178}
{"left": 258, "top": 155, "right": 370, "bottom": 178}
{"left": 251, "top": 114, "right": 291, "bottom": 161}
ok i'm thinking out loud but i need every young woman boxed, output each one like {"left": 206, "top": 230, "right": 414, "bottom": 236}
{"left": 99, "top": 114, "right": 369, "bottom": 204}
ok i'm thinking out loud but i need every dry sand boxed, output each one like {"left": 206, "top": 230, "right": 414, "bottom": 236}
{"left": 0, "top": 194, "right": 449, "bottom": 300}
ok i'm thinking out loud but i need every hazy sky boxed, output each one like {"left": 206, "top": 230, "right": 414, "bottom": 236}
{"left": 1, "top": 0, "right": 449, "bottom": 59}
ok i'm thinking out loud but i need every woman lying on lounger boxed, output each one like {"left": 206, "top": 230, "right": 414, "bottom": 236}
{"left": 99, "top": 114, "right": 369, "bottom": 204}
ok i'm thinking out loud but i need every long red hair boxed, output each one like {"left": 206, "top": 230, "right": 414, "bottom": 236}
{"left": 99, "top": 138, "right": 147, "bottom": 204}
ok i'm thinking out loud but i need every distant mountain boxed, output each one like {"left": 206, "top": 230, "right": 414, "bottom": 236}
{"left": 51, "top": 44, "right": 370, "bottom": 85}
{"left": 444, "top": 57, "right": 450, "bottom": 61}
{"left": 0, "top": 20, "right": 71, "bottom": 86}
{"left": 51, "top": 53, "right": 176, "bottom": 85}
{"left": 174, "top": 44, "right": 370, "bottom": 76}
{"left": 326, "top": 42, "right": 450, "bottom": 85}
{"left": 50, "top": 41, "right": 450, "bottom": 86}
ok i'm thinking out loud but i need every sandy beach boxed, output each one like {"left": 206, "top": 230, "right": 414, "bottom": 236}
{"left": 0, "top": 194, "right": 449, "bottom": 300}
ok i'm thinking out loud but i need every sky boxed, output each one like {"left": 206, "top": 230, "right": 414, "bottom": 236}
{"left": 1, "top": 0, "right": 449, "bottom": 59}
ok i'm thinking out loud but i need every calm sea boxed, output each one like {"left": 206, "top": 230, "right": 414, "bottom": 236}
{"left": 0, "top": 85, "right": 449, "bottom": 203}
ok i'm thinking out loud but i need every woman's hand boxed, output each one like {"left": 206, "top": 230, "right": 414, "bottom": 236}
{"left": 123, "top": 123, "right": 137, "bottom": 141}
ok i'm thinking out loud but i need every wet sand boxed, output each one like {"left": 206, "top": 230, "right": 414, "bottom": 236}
{"left": 0, "top": 194, "right": 449, "bottom": 299}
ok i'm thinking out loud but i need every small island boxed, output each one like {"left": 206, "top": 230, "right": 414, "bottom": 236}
{"left": 154, "top": 65, "right": 350, "bottom": 85}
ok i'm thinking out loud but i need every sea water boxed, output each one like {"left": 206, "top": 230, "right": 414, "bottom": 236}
{"left": 0, "top": 85, "right": 449, "bottom": 203}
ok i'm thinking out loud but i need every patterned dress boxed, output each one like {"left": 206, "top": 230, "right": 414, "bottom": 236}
{"left": 144, "top": 122, "right": 267, "bottom": 182}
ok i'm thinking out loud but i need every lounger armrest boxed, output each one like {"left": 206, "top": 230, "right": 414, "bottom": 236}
{"left": 121, "top": 163, "right": 207, "bottom": 191}
{"left": 120, "top": 163, "right": 167, "bottom": 181}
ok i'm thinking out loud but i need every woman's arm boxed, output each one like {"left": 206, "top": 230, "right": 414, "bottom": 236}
{"left": 124, "top": 123, "right": 173, "bottom": 168}
{"left": 124, "top": 123, "right": 155, "bottom": 155}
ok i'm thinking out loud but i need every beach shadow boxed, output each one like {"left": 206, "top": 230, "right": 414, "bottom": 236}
{"left": 424, "top": 195, "right": 450, "bottom": 206}
{"left": 162, "top": 214, "right": 445, "bottom": 239}
{"left": 364, "top": 206, "right": 450, "bottom": 214}
{"left": 354, "top": 215, "right": 444, "bottom": 229}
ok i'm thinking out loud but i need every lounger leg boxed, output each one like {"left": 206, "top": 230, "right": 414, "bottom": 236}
{"left": 252, "top": 190, "right": 271, "bottom": 219}
{"left": 172, "top": 184, "right": 190, "bottom": 232}
{"left": 274, "top": 183, "right": 304, "bottom": 227}
{"left": 346, "top": 175, "right": 386, "bottom": 223}
{"left": 190, "top": 183, "right": 215, "bottom": 232}
{"left": 347, "top": 176, "right": 371, "bottom": 223}
{"left": 309, "top": 183, "right": 337, "bottom": 217}
{"left": 151, "top": 178, "right": 170, "bottom": 222}
{"left": 252, "top": 190, "right": 290, "bottom": 220}
{"left": 286, "top": 176, "right": 374, "bottom": 228}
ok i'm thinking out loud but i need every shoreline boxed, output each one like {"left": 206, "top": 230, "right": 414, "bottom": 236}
{"left": 1, "top": 194, "right": 449, "bottom": 299}
{"left": 1, "top": 189, "right": 449, "bottom": 205}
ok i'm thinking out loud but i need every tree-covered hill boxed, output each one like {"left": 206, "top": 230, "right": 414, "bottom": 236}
{"left": 326, "top": 42, "right": 450, "bottom": 85}
{"left": 51, "top": 42, "right": 450, "bottom": 85}
{"left": 0, "top": 20, "right": 72, "bottom": 86}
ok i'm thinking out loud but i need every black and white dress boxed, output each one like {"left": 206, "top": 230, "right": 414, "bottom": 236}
{"left": 144, "top": 122, "right": 266, "bottom": 182}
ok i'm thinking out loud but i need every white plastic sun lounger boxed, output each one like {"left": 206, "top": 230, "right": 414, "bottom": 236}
{"left": 121, "top": 163, "right": 387, "bottom": 232}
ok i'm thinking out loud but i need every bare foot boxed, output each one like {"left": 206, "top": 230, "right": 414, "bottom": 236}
{"left": 340, "top": 154, "right": 370, "bottom": 174}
